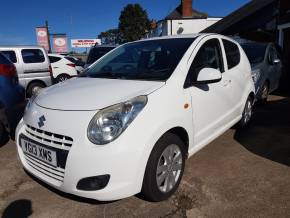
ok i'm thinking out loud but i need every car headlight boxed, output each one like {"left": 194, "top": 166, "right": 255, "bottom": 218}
{"left": 87, "top": 95, "right": 148, "bottom": 145}
{"left": 252, "top": 69, "right": 261, "bottom": 84}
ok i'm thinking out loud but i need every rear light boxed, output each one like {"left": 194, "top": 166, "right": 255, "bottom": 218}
{"left": 67, "top": 63, "right": 76, "bottom": 68}
{"left": 0, "top": 64, "right": 16, "bottom": 77}
{"left": 49, "top": 65, "right": 53, "bottom": 76}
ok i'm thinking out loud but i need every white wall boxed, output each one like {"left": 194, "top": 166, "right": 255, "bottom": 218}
{"left": 166, "top": 18, "right": 221, "bottom": 35}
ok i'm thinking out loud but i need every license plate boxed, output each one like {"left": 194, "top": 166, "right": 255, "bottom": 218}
{"left": 21, "top": 139, "right": 57, "bottom": 167}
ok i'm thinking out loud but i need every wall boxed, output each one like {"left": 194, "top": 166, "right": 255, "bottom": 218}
{"left": 167, "top": 18, "right": 221, "bottom": 35}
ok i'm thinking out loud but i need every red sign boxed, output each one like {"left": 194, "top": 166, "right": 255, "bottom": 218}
{"left": 53, "top": 35, "right": 68, "bottom": 53}
{"left": 36, "top": 27, "right": 50, "bottom": 51}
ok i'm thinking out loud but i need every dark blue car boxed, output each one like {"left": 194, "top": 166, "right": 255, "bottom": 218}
{"left": 0, "top": 52, "right": 25, "bottom": 144}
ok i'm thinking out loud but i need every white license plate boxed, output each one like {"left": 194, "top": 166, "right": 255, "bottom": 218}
{"left": 21, "top": 139, "right": 57, "bottom": 167}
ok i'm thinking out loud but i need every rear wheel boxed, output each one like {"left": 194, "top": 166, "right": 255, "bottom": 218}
{"left": 56, "top": 74, "right": 70, "bottom": 83}
{"left": 26, "top": 82, "right": 45, "bottom": 98}
{"left": 238, "top": 96, "right": 253, "bottom": 128}
{"left": 141, "top": 133, "right": 186, "bottom": 202}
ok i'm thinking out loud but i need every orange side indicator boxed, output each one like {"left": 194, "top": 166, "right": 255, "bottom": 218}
{"left": 184, "top": 103, "right": 189, "bottom": 109}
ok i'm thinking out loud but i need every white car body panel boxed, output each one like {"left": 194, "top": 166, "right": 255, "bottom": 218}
{"left": 48, "top": 54, "right": 78, "bottom": 79}
{"left": 16, "top": 34, "right": 255, "bottom": 201}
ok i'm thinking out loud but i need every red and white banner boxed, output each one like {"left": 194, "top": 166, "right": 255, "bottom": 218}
{"left": 71, "top": 39, "right": 101, "bottom": 48}
{"left": 53, "top": 35, "right": 68, "bottom": 53}
{"left": 36, "top": 27, "right": 50, "bottom": 51}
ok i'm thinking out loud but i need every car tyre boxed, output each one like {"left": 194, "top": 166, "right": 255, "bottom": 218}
{"left": 0, "top": 122, "right": 9, "bottom": 146}
{"left": 56, "top": 74, "right": 71, "bottom": 83}
{"left": 238, "top": 96, "right": 253, "bottom": 128}
{"left": 26, "top": 82, "right": 45, "bottom": 98}
{"left": 260, "top": 82, "right": 269, "bottom": 103}
{"left": 141, "top": 133, "right": 186, "bottom": 202}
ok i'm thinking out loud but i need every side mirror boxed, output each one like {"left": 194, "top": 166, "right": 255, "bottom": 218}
{"left": 196, "top": 68, "right": 222, "bottom": 84}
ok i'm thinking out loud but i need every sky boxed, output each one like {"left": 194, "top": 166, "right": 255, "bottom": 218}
{"left": 0, "top": 0, "right": 249, "bottom": 47}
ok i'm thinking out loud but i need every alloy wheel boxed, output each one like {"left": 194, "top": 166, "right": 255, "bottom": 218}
{"left": 156, "top": 144, "right": 183, "bottom": 193}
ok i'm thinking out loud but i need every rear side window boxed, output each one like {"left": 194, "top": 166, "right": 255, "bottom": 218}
{"left": 21, "top": 49, "right": 45, "bottom": 63}
{"left": 0, "top": 53, "right": 11, "bottom": 64}
{"left": 49, "top": 56, "right": 62, "bottom": 63}
{"left": 1, "top": 51, "right": 17, "bottom": 63}
{"left": 222, "top": 39, "right": 240, "bottom": 69}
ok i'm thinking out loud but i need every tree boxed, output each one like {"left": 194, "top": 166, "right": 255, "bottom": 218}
{"left": 119, "top": 4, "right": 151, "bottom": 42}
{"left": 98, "top": 28, "right": 121, "bottom": 45}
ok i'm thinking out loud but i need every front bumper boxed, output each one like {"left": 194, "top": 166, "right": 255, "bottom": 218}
{"left": 15, "top": 103, "right": 152, "bottom": 201}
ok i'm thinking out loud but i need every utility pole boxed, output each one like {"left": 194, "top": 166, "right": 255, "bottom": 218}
{"left": 45, "top": 20, "right": 52, "bottom": 53}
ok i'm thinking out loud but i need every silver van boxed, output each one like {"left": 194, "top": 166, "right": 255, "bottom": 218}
{"left": 0, "top": 46, "right": 52, "bottom": 97}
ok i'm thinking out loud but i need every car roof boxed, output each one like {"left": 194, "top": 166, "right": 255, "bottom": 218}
{"left": 48, "top": 53, "right": 65, "bottom": 58}
{"left": 0, "top": 45, "right": 45, "bottom": 49}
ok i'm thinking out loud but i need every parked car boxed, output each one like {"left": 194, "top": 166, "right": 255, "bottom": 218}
{"left": 241, "top": 42, "right": 283, "bottom": 102}
{"left": 84, "top": 45, "right": 116, "bottom": 68}
{"left": 48, "top": 54, "right": 78, "bottom": 83}
{"left": 0, "top": 46, "right": 52, "bottom": 97}
{"left": 64, "top": 56, "right": 85, "bottom": 74}
{"left": 16, "top": 34, "right": 254, "bottom": 202}
{"left": 0, "top": 52, "right": 25, "bottom": 144}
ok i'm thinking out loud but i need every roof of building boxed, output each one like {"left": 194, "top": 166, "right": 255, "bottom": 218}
{"left": 202, "top": 0, "right": 276, "bottom": 33}
{"left": 165, "top": 4, "right": 208, "bottom": 20}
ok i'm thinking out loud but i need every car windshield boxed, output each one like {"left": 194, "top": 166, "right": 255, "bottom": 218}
{"left": 86, "top": 47, "right": 115, "bottom": 64}
{"left": 241, "top": 43, "right": 267, "bottom": 65}
{"left": 81, "top": 38, "right": 195, "bottom": 81}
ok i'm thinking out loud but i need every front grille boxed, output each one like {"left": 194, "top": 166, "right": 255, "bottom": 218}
{"left": 25, "top": 125, "right": 73, "bottom": 149}
{"left": 24, "top": 153, "right": 65, "bottom": 182}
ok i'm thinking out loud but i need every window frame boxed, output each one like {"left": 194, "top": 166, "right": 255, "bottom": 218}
{"left": 184, "top": 38, "right": 225, "bottom": 88}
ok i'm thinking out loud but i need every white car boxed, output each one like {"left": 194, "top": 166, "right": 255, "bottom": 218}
{"left": 64, "top": 56, "right": 85, "bottom": 74}
{"left": 48, "top": 54, "right": 78, "bottom": 83}
{"left": 16, "top": 34, "right": 255, "bottom": 202}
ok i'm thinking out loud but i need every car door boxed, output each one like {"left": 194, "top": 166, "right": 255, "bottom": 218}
{"left": 268, "top": 45, "right": 282, "bottom": 92}
{"left": 48, "top": 56, "right": 62, "bottom": 78}
{"left": 185, "top": 37, "right": 234, "bottom": 146}
{"left": 221, "top": 39, "right": 245, "bottom": 117}
{"left": 21, "top": 49, "right": 49, "bottom": 79}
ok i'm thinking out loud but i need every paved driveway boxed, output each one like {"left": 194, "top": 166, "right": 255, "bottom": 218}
{"left": 1, "top": 95, "right": 290, "bottom": 218}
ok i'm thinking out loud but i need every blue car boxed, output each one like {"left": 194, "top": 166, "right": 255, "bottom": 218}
{"left": 0, "top": 52, "right": 25, "bottom": 144}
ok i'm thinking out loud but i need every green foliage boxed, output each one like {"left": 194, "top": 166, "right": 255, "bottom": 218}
{"left": 98, "top": 28, "right": 121, "bottom": 45}
{"left": 118, "top": 4, "right": 151, "bottom": 42}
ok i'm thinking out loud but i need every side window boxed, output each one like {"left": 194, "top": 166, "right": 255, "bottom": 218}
{"left": 49, "top": 56, "right": 62, "bottom": 63}
{"left": 222, "top": 39, "right": 240, "bottom": 69}
{"left": 185, "top": 38, "right": 224, "bottom": 86}
{"left": 1, "top": 51, "right": 17, "bottom": 63}
{"left": 21, "top": 49, "right": 45, "bottom": 63}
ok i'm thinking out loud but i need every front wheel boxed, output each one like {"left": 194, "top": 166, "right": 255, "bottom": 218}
{"left": 260, "top": 82, "right": 269, "bottom": 103}
{"left": 26, "top": 82, "right": 45, "bottom": 98}
{"left": 141, "top": 133, "right": 186, "bottom": 202}
{"left": 238, "top": 96, "right": 253, "bottom": 128}
{"left": 0, "top": 122, "right": 9, "bottom": 146}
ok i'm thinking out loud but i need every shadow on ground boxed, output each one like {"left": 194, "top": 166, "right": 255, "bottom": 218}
{"left": 235, "top": 96, "right": 290, "bottom": 166}
{"left": 2, "top": 199, "right": 32, "bottom": 218}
